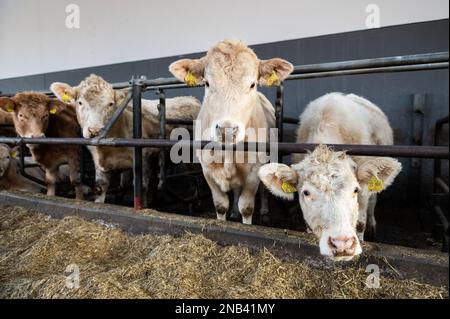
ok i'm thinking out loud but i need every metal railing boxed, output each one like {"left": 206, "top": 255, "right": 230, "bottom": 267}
{"left": 0, "top": 51, "right": 449, "bottom": 211}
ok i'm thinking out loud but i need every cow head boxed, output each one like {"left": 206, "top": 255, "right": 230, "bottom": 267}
{"left": 259, "top": 145, "right": 402, "bottom": 261}
{"left": 50, "top": 74, "right": 128, "bottom": 138}
{"left": 169, "top": 39, "right": 293, "bottom": 144}
{"left": 0, "top": 93, "right": 60, "bottom": 139}
{"left": 0, "top": 144, "right": 19, "bottom": 177}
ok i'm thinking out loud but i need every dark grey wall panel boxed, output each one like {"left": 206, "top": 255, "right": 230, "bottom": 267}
{"left": 1, "top": 19, "right": 448, "bottom": 230}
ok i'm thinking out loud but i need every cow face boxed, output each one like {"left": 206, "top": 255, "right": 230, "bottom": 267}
{"left": 50, "top": 75, "right": 127, "bottom": 138}
{"left": 259, "top": 145, "right": 402, "bottom": 261}
{"left": 0, "top": 144, "right": 18, "bottom": 177}
{"left": 170, "top": 39, "right": 293, "bottom": 144}
{"left": 0, "top": 93, "right": 59, "bottom": 139}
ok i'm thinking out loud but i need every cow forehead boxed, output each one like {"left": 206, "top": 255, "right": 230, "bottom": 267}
{"left": 297, "top": 163, "right": 356, "bottom": 193}
{"left": 206, "top": 40, "right": 259, "bottom": 80}
{"left": 14, "top": 93, "right": 48, "bottom": 114}
{"left": 293, "top": 148, "right": 357, "bottom": 193}
{"left": 78, "top": 75, "right": 114, "bottom": 107}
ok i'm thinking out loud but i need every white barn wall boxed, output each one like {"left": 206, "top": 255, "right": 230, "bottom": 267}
{"left": 0, "top": 0, "right": 448, "bottom": 79}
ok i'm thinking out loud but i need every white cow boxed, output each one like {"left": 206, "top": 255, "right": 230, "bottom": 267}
{"left": 259, "top": 93, "right": 402, "bottom": 260}
{"left": 170, "top": 39, "right": 293, "bottom": 224}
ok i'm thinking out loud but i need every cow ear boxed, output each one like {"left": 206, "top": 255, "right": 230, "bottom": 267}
{"left": 114, "top": 89, "right": 130, "bottom": 104}
{"left": 50, "top": 82, "right": 78, "bottom": 104}
{"left": 0, "top": 97, "right": 16, "bottom": 113}
{"left": 258, "top": 163, "right": 298, "bottom": 200}
{"left": 169, "top": 58, "right": 206, "bottom": 86}
{"left": 357, "top": 157, "right": 402, "bottom": 193}
{"left": 47, "top": 99, "right": 61, "bottom": 115}
{"left": 259, "top": 58, "right": 294, "bottom": 87}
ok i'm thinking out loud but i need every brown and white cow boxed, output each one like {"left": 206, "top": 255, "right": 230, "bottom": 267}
{"left": 0, "top": 93, "right": 84, "bottom": 199}
{"left": 170, "top": 40, "right": 293, "bottom": 224}
{"left": 0, "top": 144, "right": 45, "bottom": 193}
{"left": 259, "top": 93, "right": 402, "bottom": 260}
{"left": 50, "top": 74, "right": 201, "bottom": 204}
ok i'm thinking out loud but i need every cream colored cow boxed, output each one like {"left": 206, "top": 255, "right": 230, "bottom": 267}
{"left": 259, "top": 93, "right": 402, "bottom": 260}
{"left": 51, "top": 74, "right": 200, "bottom": 204}
{"left": 170, "top": 40, "right": 293, "bottom": 224}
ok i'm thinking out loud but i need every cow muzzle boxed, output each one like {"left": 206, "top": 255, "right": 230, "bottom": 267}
{"left": 87, "top": 127, "right": 101, "bottom": 138}
{"left": 213, "top": 120, "right": 244, "bottom": 144}
{"left": 319, "top": 230, "right": 362, "bottom": 261}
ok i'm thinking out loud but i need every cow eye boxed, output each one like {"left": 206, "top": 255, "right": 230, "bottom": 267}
{"left": 353, "top": 187, "right": 359, "bottom": 194}
{"left": 303, "top": 190, "right": 310, "bottom": 197}
{"left": 205, "top": 81, "right": 210, "bottom": 88}
{"left": 250, "top": 83, "right": 256, "bottom": 89}
{"left": 78, "top": 101, "right": 83, "bottom": 106}
{"left": 109, "top": 102, "right": 114, "bottom": 106}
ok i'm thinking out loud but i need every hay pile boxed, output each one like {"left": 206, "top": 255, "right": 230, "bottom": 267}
{"left": 0, "top": 205, "right": 447, "bottom": 299}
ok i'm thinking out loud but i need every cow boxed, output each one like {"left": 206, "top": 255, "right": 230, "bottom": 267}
{"left": 258, "top": 93, "right": 402, "bottom": 260}
{"left": 0, "top": 108, "right": 16, "bottom": 137}
{"left": 50, "top": 74, "right": 201, "bottom": 204}
{"left": 0, "top": 92, "right": 84, "bottom": 199}
{"left": 169, "top": 39, "right": 293, "bottom": 224}
{"left": 0, "top": 143, "right": 45, "bottom": 193}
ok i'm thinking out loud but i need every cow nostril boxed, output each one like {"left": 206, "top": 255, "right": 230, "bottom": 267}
{"left": 329, "top": 236, "right": 356, "bottom": 253}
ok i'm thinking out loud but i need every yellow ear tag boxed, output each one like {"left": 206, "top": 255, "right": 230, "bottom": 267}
{"left": 368, "top": 176, "right": 383, "bottom": 192}
{"left": 10, "top": 150, "right": 18, "bottom": 159}
{"left": 266, "top": 71, "right": 279, "bottom": 87}
{"left": 184, "top": 71, "right": 198, "bottom": 86}
{"left": 49, "top": 107, "right": 57, "bottom": 115}
{"left": 6, "top": 104, "right": 14, "bottom": 112}
{"left": 61, "top": 93, "right": 71, "bottom": 103}
{"left": 281, "top": 181, "right": 297, "bottom": 193}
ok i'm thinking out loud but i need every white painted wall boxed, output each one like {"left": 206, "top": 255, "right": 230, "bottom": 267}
{"left": 0, "top": 0, "right": 448, "bottom": 79}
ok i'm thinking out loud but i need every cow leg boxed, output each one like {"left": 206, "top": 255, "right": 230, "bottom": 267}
{"left": 45, "top": 167, "right": 58, "bottom": 197}
{"left": 68, "top": 157, "right": 83, "bottom": 200}
{"left": 238, "top": 169, "right": 260, "bottom": 225}
{"left": 204, "top": 173, "right": 229, "bottom": 221}
{"left": 142, "top": 157, "right": 151, "bottom": 208}
{"left": 365, "top": 194, "right": 378, "bottom": 241}
{"left": 95, "top": 169, "right": 111, "bottom": 203}
{"left": 229, "top": 187, "right": 241, "bottom": 221}
{"left": 259, "top": 183, "right": 270, "bottom": 224}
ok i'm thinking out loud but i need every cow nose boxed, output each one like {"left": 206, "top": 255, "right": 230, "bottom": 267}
{"left": 328, "top": 236, "right": 357, "bottom": 255}
{"left": 88, "top": 127, "right": 100, "bottom": 137}
{"left": 215, "top": 123, "right": 240, "bottom": 143}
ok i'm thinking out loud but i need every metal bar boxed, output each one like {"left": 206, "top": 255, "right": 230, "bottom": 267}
{"left": 275, "top": 84, "right": 284, "bottom": 142}
{"left": 0, "top": 136, "right": 447, "bottom": 159}
{"left": 435, "top": 177, "right": 449, "bottom": 195}
{"left": 157, "top": 89, "right": 167, "bottom": 190}
{"left": 286, "top": 62, "right": 449, "bottom": 81}
{"left": 166, "top": 118, "right": 193, "bottom": 126}
{"left": 95, "top": 91, "right": 132, "bottom": 140}
{"left": 131, "top": 77, "right": 143, "bottom": 210}
{"left": 283, "top": 117, "right": 299, "bottom": 125}
{"left": 291, "top": 52, "right": 449, "bottom": 74}
{"left": 18, "top": 144, "right": 46, "bottom": 186}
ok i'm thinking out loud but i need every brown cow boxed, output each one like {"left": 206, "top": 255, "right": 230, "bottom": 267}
{"left": 0, "top": 143, "right": 45, "bottom": 193}
{"left": 0, "top": 92, "right": 84, "bottom": 199}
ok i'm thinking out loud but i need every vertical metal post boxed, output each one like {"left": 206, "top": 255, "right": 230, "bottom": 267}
{"left": 157, "top": 89, "right": 167, "bottom": 190}
{"left": 131, "top": 76, "right": 143, "bottom": 210}
{"left": 275, "top": 84, "right": 284, "bottom": 142}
